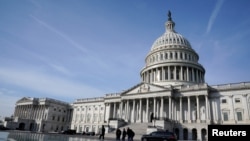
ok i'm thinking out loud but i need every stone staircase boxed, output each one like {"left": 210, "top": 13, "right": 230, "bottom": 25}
{"left": 105, "top": 122, "right": 152, "bottom": 141}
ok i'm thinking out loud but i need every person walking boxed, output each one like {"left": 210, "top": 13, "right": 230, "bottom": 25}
{"left": 122, "top": 128, "right": 127, "bottom": 141}
{"left": 116, "top": 128, "right": 121, "bottom": 141}
{"left": 127, "top": 127, "right": 135, "bottom": 141}
{"left": 99, "top": 125, "right": 105, "bottom": 140}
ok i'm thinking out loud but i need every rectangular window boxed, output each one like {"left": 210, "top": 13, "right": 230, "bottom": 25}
{"left": 236, "top": 112, "right": 243, "bottom": 121}
{"left": 221, "top": 99, "right": 227, "bottom": 103}
{"left": 223, "top": 112, "right": 229, "bottom": 121}
{"left": 235, "top": 98, "right": 241, "bottom": 103}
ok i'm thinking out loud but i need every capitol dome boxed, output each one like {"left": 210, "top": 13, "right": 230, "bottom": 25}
{"left": 140, "top": 11, "right": 205, "bottom": 86}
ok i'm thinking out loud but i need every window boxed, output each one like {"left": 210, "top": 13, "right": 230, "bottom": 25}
{"left": 223, "top": 112, "right": 229, "bottom": 121}
{"left": 235, "top": 98, "right": 241, "bottom": 103}
{"left": 160, "top": 54, "right": 163, "bottom": 60}
{"left": 165, "top": 53, "right": 168, "bottom": 59}
{"left": 236, "top": 112, "right": 243, "bottom": 121}
{"left": 221, "top": 99, "right": 227, "bottom": 104}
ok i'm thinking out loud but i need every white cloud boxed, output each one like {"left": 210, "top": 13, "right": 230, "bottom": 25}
{"left": 30, "top": 15, "right": 88, "bottom": 54}
{"left": 206, "top": 0, "right": 224, "bottom": 34}
{"left": 0, "top": 67, "right": 104, "bottom": 100}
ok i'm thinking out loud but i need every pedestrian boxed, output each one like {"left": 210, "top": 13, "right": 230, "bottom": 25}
{"left": 130, "top": 129, "right": 135, "bottom": 141}
{"left": 116, "top": 128, "right": 121, "bottom": 140}
{"left": 127, "top": 127, "right": 134, "bottom": 141}
{"left": 99, "top": 125, "right": 105, "bottom": 140}
{"left": 122, "top": 128, "right": 127, "bottom": 141}
{"left": 127, "top": 127, "right": 131, "bottom": 141}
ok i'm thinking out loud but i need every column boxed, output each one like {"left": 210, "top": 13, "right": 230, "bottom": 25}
{"left": 188, "top": 96, "right": 191, "bottom": 123}
{"left": 160, "top": 97, "right": 164, "bottom": 118}
{"left": 162, "top": 67, "right": 165, "bottom": 81}
{"left": 139, "top": 98, "right": 142, "bottom": 122}
{"left": 132, "top": 99, "right": 136, "bottom": 123}
{"left": 196, "top": 96, "right": 200, "bottom": 123}
{"left": 205, "top": 95, "right": 210, "bottom": 122}
{"left": 243, "top": 94, "right": 250, "bottom": 120}
{"left": 126, "top": 100, "right": 129, "bottom": 121}
{"left": 120, "top": 101, "right": 123, "bottom": 119}
{"left": 153, "top": 98, "right": 156, "bottom": 118}
{"left": 187, "top": 67, "right": 189, "bottom": 81}
{"left": 113, "top": 102, "right": 116, "bottom": 118}
{"left": 169, "top": 97, "right": 171, "bottom": 119}
{"left": 98, "top": 105, "right": 101, "bottom": 123}
{"left": 174, "top": 66, "right": 177, "bottom": 80}
{"left": 103, "top": 104, "right": 106, "bottom": 123}
{"left": 180, "top": 97, "right": 182, "bottom": 123}
{"left": 192, "top": 68, "right": 194, "bottom": 82}
{"left": 146, "top": 98, "right": 149, "bottom": 122}
{"left": 180, "top": 66, "right": 183, "bottom": 81}
{"left": 168, "top": 66, "right": 170, "bottom": 80}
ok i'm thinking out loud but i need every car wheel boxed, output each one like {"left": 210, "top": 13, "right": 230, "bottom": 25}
{"left": 142, "top": 138, "right": 147, "bottom": 141}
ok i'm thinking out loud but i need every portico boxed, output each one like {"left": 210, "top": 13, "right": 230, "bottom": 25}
{"left": 105, "top": 83, "right": 211, "bottom": 124}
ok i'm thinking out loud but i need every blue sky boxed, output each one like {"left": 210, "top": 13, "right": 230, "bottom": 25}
{"left": 1, "top": 0, "right": 250, "bottom": 118}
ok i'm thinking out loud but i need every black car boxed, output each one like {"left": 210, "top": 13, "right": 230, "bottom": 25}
{"left": 141, "top": 130, "right": 177, "bottom": 141}
{"left": 62, "top": 129, "right": 76, "bottom": 135}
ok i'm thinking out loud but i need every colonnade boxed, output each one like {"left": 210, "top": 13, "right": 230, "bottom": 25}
{"left": 107, "top": 95, "right": 210, "bottom": 123}
{"left": 14, "top": 105, "right": 47, "bottom": 120}
{"left": 141, "top": 65, "right": 205, "bottom": 84}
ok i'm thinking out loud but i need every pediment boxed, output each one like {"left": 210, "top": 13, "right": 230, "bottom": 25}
{"left": 121, "top": 82, "right": 170, "bottom": 95}
{"left": 16, "top": 97, "right": 34, "bottom": 104}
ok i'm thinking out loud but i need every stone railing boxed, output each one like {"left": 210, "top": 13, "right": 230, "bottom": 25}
{"left": 75, "top": 97, "right": 104, "bottom": 103}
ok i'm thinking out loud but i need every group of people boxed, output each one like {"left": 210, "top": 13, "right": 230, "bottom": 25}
{"left": 99, "top": 125, "right": 135, "bottom": 141}
{"left": 116, "top": 127, "right": 134, "bottom": 141}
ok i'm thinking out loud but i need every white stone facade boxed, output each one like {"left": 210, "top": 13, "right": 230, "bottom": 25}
{"left": 5, "top": 97, "right": 73, "bottom": 133}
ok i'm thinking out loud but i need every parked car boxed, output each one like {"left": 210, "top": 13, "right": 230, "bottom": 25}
{"left": 62, "top": 129, "right": 76, "bottom": 135}
{"left": 141, "top": 130, "right": 177, "bottom": 141}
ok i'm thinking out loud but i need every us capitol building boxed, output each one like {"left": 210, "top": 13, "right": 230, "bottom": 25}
{"left": 3, "top": 11, "right": 250, "bottom": 140}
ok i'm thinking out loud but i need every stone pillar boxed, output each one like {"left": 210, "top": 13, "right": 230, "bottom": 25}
{"left": 113, "top": 102, "right": 116, "bottom": 118}
{"left": 169, "top": 97, "right": 171, "bottom": 119}
{"left": 192, "top": 68, "right": 194, "bottom": 82}
{"left": 174, "top": 66, "right": 177, "bottom": 80}
{"left": 139, "top": 98, "right": 142, "bottom": 122}
{"left": 196, "top": 96, "right": 200, "bottom": 123}
{"left": 187, "top": 67, "right": 189, "bottom": 81}
{"left": 153, "top": 98, "right": 156, "bottom": 118}
{"left": 120, "top": 101, "right": 124, "bottom": 119}
{"left": 180, "top": 97, "right": 182, "bottom": 123}
{"left": 160, "top": 97, "right": 164, "bottom": 118}
{"left": 243, "top": 94, "right": 250, "bottom": 120}
{"left": 168, "top": 66, "right": 170, "bottom": 80}
{"left": 162, "top": 67, "right": 165, "bottom": 81}
{"left": 126, "top": 100, "right": 129, "bottom": 120}
{"left": 205, "top": 95, "right": 210, "bottom": 123}
{"left": 180, "top": 66, "right": 183, "bottom": 81}
{"left": 188, "top": 96, "right": 191, "bottom": 123}
{"left": 132, "top": 99, "right": 136, "bottom": 123}
{"left": 146, "top": 98, "right": 149, "bottom": 122}
{"left": 103, "top": 104, "right": 106, "bottom": 123}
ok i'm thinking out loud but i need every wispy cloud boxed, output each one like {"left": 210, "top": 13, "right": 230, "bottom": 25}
{"left": 30, "top": 15, "right": 88, "bottom": 54}
{"left": 206, "top": 0, "right": 224, "bottom": 34}
{"left": 0, "top": 67, "right": 104, "bottom": 100}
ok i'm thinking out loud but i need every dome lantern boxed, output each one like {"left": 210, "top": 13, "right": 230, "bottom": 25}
{"left": 165, "top": 10, "right": 176, "bottom": 33}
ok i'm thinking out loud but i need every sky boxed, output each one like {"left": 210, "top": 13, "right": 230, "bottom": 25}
{"left": 0, "top": 0, "right": 250, "bottom": 118}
